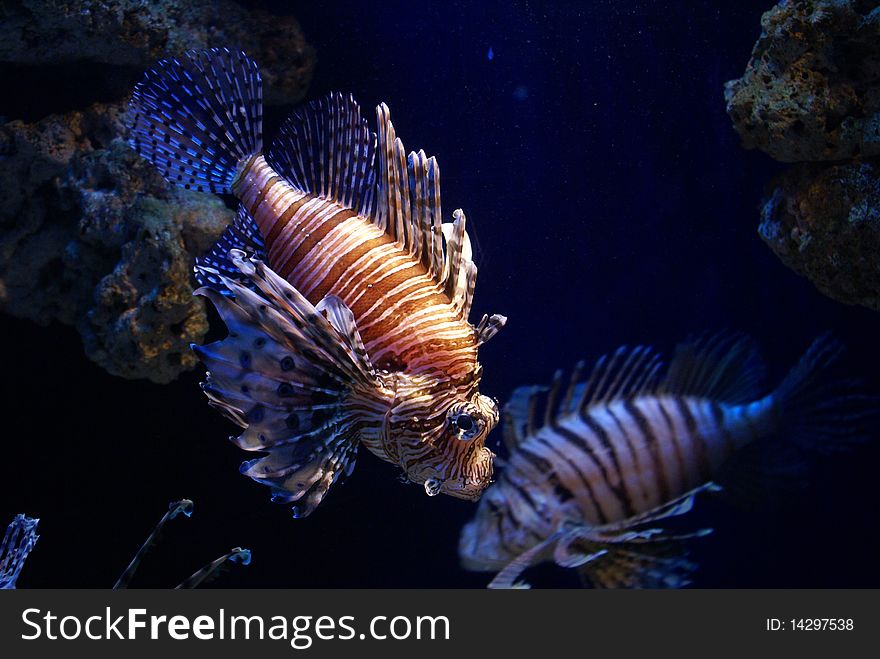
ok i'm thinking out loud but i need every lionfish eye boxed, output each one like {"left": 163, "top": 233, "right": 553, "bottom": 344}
{"left": 448, "top": 405, "right": 483, "bottom": 441}
{"left": 456, "top": 415, "right": 475, "bottom": 431}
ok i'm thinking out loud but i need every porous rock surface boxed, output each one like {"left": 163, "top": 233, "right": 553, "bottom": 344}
{"left": 759, "top": 160, "right": 880, "bottom": 310}
{"left": 0, "top": 1, "right": 315, "bottom": 381}
{"left": 727, "top": 0, "right": 880, "bottom": 310}
{"left": 0, "top": 0, "right": 316, "bottom": 105}
{"left": 0, "top": 103, "right": 232, "bottom": 382}
{"left": 725, "top": 0, "right": 880, "bottom": 163}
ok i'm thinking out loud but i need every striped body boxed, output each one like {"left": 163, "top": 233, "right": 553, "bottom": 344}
{"left": 128, "top": 50, "right": 505, "bottom": 512}
{"left": 233, "top": 155, "right": 478, "bottom": 380}
{"left": 468, "top": 393, "right": 776, "bottom": 565}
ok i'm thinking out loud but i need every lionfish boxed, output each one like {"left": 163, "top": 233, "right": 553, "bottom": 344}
{"left": 460, "top": 334, "right": 872, "bottom": 588}
{"left": 128, "top": 49, "right": 506, "bottom": 517}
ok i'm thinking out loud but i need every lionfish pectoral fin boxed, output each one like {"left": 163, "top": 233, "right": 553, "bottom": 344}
{"left": 565, "top": 487, "right": 718, "bottom": 589}
{"left": 576, "top": 546, "right": 700, "bottom": 589}
{"left": 476, "top": 313, "right": 507, "bottom": 346}
{"left": 194, "top": 251, "right": 381, "bottom": 518}
{"left": 114, "top": 499, "right": 194, "bottom": 589}
{"left": 487, "top": 533, "right": 562, "bottom": 590}
{"left": 588, "top": 482, "right": 720, "bottom": 538}
{"left": 175, "top": 547, "right": 252, "bottom": 589}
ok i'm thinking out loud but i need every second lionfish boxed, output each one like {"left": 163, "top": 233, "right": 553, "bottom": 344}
{"left": 460, "top": 334, "right": 873, "bottom": 588}
{"left": 128, "top": 49, "right": 506, "bottom": 517}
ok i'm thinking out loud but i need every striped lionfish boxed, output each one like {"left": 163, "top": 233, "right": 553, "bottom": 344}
{"left": 460, "top": 334, "right": 872, "bottom": 588}
{"left": 128, "top": 49, "right": 506, "bottom": 517}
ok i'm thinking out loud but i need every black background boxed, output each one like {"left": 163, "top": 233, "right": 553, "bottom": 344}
{"left": 3, "top": 0, "right": 880, "bottom": 588}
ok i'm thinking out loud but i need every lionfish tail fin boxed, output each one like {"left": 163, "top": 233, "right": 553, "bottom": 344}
{"left": 772, "top": 334, "right": 878, "bottom": 454}
{"left": 128, "top": 48, "right": 263, "bottom": 194}
{"left": 194, "top": 250, "right": 381, "bottom": 518}
{"left": 0, "top": 514, "right": 40, "bottom": 590}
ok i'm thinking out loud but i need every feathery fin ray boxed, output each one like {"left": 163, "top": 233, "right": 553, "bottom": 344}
{"left": 194, "top": 250, "right": 378, "bottom": 518}
{"left": 661, "top": 333, "right": 765, "bottom": 403}
{"left": 487, "top": 484, "right": 716, "bottom": 589}
{"left": 195, "top": 204, "right": 267, "bottom": 295}
{"left": 128, "top": 48, "right": 262, "bottom": 194}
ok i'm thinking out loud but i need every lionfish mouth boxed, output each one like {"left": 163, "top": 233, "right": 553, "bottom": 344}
{"left": 429, "top": 452, "right": 495, "bottom": 501}
{"left": 443, "top": 482, "right": 487, "bottom": 502}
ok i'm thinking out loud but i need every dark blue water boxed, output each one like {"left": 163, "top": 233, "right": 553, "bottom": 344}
{"left": 3, "top": 0, "right": 880, "bottom": 588}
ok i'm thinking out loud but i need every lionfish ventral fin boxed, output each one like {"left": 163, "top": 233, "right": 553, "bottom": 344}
{"left": 193, "top": 250, "right": 379, "bottom": 518}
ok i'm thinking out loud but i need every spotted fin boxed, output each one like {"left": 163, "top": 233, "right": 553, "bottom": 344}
{"left": 475, "top": 313, "right": 507, "bottom": 346}
{"left": 194, "top": 250, "right": 381, "bottom": 518}
{"left": 571, "top": 484, "right": 716, "bottom": 589}
{"left": 195, "top": 204, "right": 267, "bottom": 295}
{"left": 578, "top": 546, "right": 699, "bottom": 589}
{"left": 487, "top": 484, "right": 715, "bottom": 589}
{"left": 128, "top": 48, "right": 263, "bottom": 194}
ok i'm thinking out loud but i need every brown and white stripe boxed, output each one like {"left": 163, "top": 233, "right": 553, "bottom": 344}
{"left": 460, "top": 336, "right": 789, "bottom": 578}
{"left": 231, "top": 154, "right": 479, "bottom": 382}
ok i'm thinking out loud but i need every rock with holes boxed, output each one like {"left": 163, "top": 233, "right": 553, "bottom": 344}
{"left": 724, "top": 0, "right": 880, "bottom": 162}
{"left": 758, "top": 160, "right": 880, "bottom": 309}
{"left": 0, "top": 0, "right": 315, "bottom": 105}
{"left": 0, "top": 102, "right": 232, "bottom": 382}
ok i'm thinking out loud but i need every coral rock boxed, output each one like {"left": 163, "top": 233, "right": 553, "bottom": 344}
{"left": 725, "top": 0, "right": 880, "bottom": 163}
{"left": 0, "top": 103, "right": 232, "bottom": 382}
{"left": 0, "top": 0, "right": 315, "bottom": 105}
{"left": 759, "top": 161, "right": 880, "bottom": 309}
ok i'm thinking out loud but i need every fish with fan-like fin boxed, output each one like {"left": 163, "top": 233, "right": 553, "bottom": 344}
{"left": 459, "top": 334, "right": 875, "bottom": 588}
{"left": 127, "top": 49, "right": 506, "bottom": 517}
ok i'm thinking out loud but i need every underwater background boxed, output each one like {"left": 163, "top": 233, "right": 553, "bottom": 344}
{"left": 3, "top": 0, "right": 880, "bottom": 587}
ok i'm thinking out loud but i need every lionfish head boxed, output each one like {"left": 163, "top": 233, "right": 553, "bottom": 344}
{"left": 389, "top": 380, "right": 500, "bottom": 502}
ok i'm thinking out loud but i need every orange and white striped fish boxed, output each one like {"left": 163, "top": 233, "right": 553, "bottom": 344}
{"left": 128, "top": 48, "right": 506, "bottom": 517}
{"left": 460, "top": 334, "right": 872, "bottom": 588}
